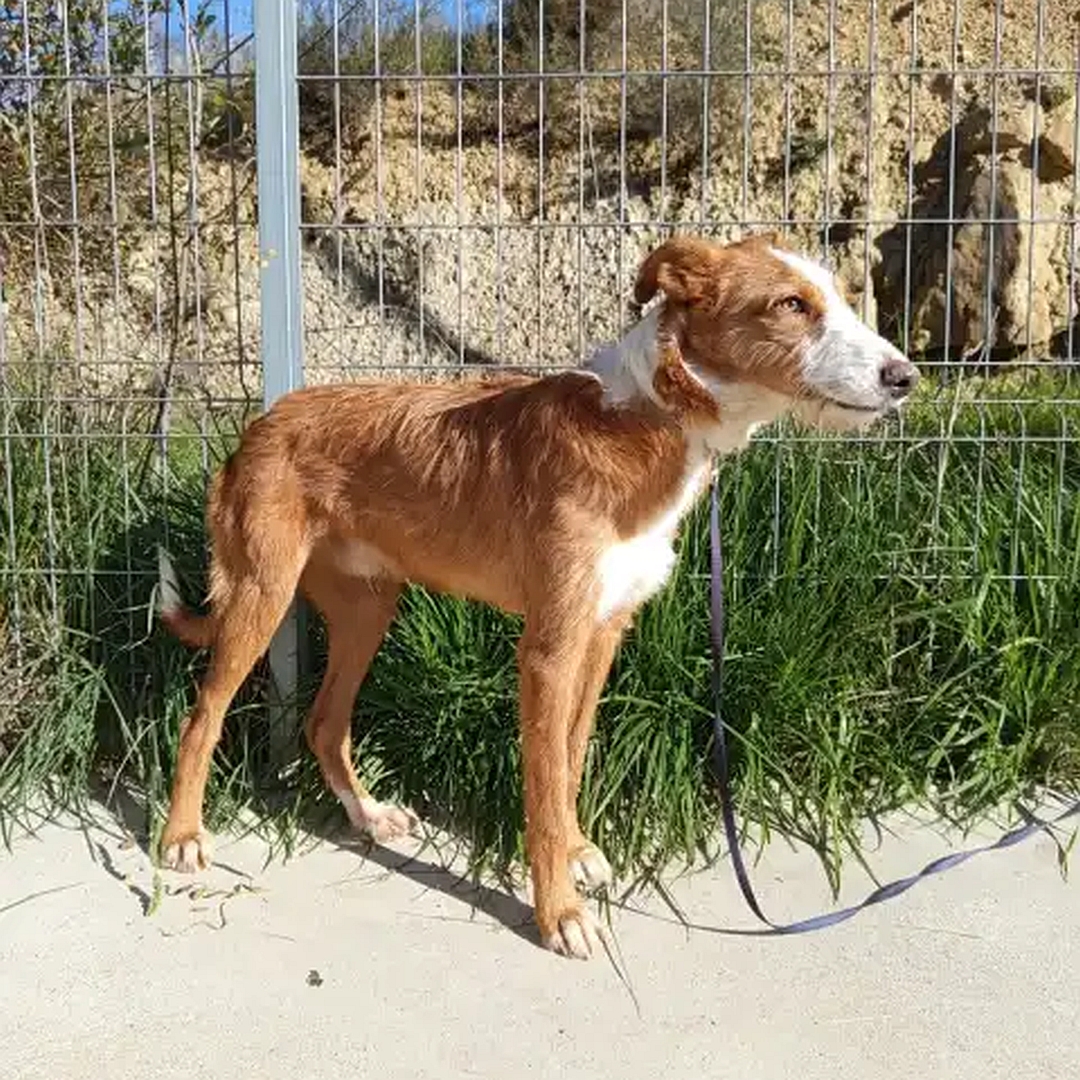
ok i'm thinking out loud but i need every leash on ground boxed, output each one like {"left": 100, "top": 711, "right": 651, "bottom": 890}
{"left": 707, "top": 471, "right": 1080, "bottom": 935}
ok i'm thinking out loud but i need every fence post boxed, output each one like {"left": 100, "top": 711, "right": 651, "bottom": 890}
{"left": 254, "top": 0, "right": 304, "bottom": 764}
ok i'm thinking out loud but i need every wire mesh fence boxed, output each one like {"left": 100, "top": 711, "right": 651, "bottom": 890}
{"left": 1, "top": 1, "right": 1078, "bottom": 816}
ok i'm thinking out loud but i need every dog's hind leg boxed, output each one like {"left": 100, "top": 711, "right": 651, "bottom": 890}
{"left": 300, "top": 562, "right": 417, "bottom": 842}
{"left": 160, "top": 567, "right": 303, "bottom": 872}
{"left": 161, "top": 461, "right": 311, "bottom": 872}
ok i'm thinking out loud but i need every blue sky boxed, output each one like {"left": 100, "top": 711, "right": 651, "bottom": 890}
{"left": 138, "top": 0, "right": 497, "bottom": 73}
{"left": 159, "top": 0, "right": 492, "bottom": 42}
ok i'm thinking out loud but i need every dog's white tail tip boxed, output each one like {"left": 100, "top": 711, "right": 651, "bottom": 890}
{"left": 156, "top": 544, "right": 183, "bottom": 616}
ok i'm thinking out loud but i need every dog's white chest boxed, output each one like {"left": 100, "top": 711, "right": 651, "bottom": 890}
{"left": 594, "top": 463, "right": 708, "bottom": 622}
{"left": 595, "top": 531, "right": 678, "bottom": 621}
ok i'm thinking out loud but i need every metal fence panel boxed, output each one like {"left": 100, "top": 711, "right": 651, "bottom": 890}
{"left": 1, "top": 0, "right": 1077, "bottom": 732}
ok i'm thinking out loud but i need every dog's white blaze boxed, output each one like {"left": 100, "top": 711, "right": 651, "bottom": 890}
{"left": 595, "top": 461, "right": 709, "bottom": 621}
{"left": 771, "top": 248, "right": 905, "bottom": 411}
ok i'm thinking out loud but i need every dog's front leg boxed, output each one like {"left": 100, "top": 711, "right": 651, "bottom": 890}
{"left": 517, "top": 620, "right": 606, "bottom": 959}
{"left": 565, "top": 613, "right": 632, "bottom": 894}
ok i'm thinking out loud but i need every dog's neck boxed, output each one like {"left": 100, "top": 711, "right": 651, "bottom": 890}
{"left": 583, "top": 306, "right": 666, "bottom": 408}
{"left": 582, "top": 308, "right": 788, "bottom": 456}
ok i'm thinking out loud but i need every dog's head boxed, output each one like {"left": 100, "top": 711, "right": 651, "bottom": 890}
{"left": 634, "top": 234, "right": 919, "bottom": 432}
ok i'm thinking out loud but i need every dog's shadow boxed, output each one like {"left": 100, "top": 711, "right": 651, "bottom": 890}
{"left": 325, "top": 829, "right": 540, "bottom": 948}
{"left": 94, "top": 777, "right": 541, "bottom": 948}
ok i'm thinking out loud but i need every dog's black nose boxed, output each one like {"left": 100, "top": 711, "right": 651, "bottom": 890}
{"left": 879, "top": 356, "right": 919, "bottom": 398}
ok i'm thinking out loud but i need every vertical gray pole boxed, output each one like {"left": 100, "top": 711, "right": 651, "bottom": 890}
{"left": 254, "top": 0, "right": 304, "bottom": 763}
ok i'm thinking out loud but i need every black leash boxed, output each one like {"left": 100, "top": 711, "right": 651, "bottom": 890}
{"left": 707, "top": 471, "right": 1080, "bottom": 934}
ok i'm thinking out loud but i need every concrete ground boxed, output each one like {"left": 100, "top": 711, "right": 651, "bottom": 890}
{"left": 1, "top": 800, "right": 1077, "bottom": 1080}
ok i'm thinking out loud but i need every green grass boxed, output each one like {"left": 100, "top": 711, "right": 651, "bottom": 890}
{"left": 2, "top": 373, "right": 1079, "bottom": 892}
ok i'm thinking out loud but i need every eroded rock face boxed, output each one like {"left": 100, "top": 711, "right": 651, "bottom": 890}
{"left": 874, "top": 100, "right": 1078, "bottom": 359}
{"left": 1038, "top": 97, "right": 1078, "bottom": 183}
{"left": 4, "top": 0, "right": 1078, "bottom": 394}
{"left": 877, "top": 167, "right": 1020, "bottom": 357}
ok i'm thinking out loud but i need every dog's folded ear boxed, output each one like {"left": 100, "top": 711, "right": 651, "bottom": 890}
{"left": 634, "top": 236, "right": 724, "bottom": 307}
{"left": 652, "top": 340, "right": 721, "bottom": 417}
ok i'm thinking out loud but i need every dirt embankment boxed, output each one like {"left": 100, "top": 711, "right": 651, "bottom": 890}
{"left": 2, "top": 0, "right": 1077, "bottom": 400}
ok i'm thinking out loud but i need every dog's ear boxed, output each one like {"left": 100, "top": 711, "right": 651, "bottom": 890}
{"left": 634, "top": 236, "right": 724, "bottom": 307}
{"left": 651, "top": 339, "right": 721, "bottom": 418}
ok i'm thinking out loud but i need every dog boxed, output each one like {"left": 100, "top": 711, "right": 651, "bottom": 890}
{"left": 157, "top": 233, "right": 918, "bottom": 959}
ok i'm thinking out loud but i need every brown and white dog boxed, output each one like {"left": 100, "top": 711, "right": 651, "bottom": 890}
{"left": 157, "top": 234, "right": 918, "bottom": 959}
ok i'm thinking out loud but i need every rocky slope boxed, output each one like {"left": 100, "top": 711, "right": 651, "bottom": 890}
{"left": 2, "top": 0, "right": 1077, "bottom": 400}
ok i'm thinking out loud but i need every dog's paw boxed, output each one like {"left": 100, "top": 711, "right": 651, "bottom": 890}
{"left": 542, "top": 905, "right": 608, "bottom": 960}
{"left": 569, "top": 842, "right": 613, "bottom": 893}
{"left": 160, "top": 827, "right": 214, "bottom": 873}
{"left": 342, "top": 793, "right": 419, "bottom": 843}
{"left": 362, "top": 802, "right": 419, "bottom": 843}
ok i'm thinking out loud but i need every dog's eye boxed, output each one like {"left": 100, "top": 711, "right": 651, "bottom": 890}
{"left": 776, "top": 295, "right": 810, "bottom": 315}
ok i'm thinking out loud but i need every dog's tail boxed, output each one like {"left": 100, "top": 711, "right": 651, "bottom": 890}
{"left": 157, "top": 545, "right": 215, "bottom": 650}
